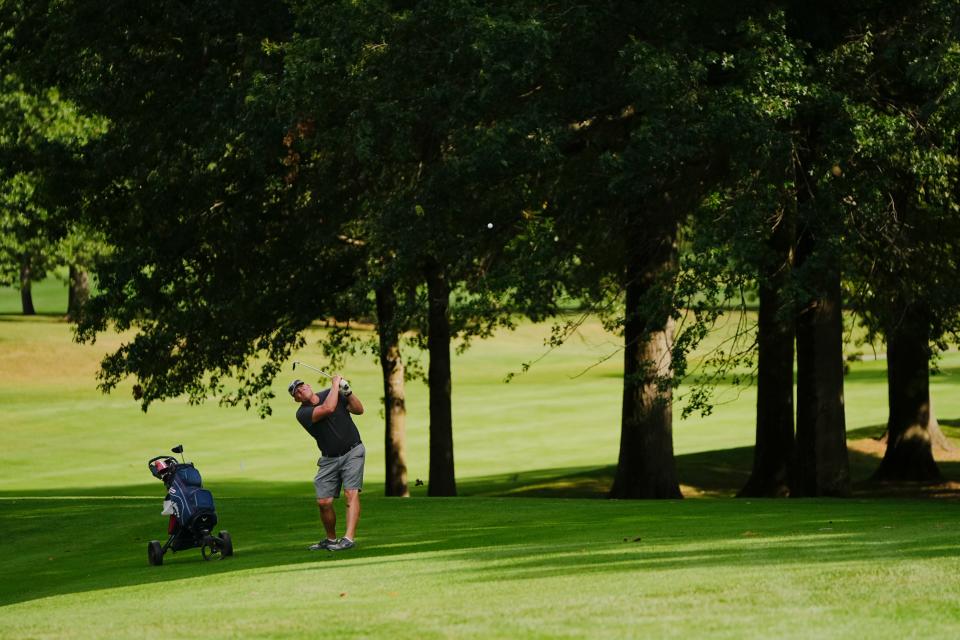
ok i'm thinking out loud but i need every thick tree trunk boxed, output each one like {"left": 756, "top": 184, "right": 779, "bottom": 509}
{"left": 793, "top": 238, "right": 850, "bottom": 497}
{"left": 610, "top": 217, "right": 682, "bottom": 500}
{"left": 424, "top": 260, "right": 456, "bottom": 497}
{"left": 739, "top": 210, "right": 795, "bottom": 497}
{"left": 877, "top": 375, "right": 953, "bottom": 453}
{"left": 925, "top": 399, "right": 954, "bottom": 451}
{"left": 20, "top": 261, "right": 36, "bottom": 315}
{"left": 67, "top": 265, "right": 90, "bottom": 322}
{"left": 375, "top": 284, "right": 410, "bottom": 497}
{"left": 873, "top": 306, "right": 942, "bottom": 481}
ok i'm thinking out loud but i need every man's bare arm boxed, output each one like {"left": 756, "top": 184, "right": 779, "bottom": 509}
{"left": 346, "top": 392, "right": 364, "bottom": 415}
{"left": 310, "top": 375, "right": 343, "bottom": 423}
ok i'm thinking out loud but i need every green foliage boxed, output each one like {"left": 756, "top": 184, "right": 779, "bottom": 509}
{"left": 274, "top": 0, "right": 564, "bottom": 380}
{"left": 3, "top": 1, "right": 346, "bottom": 415}
{"left": 56, "top": 222, "right": 111, "bottom": 275}
{"left": 0, "top": 74, "right": 106, "bottom": 291}
{"left": 3, "top": 0, "right": 959, "bottom": 429}
{"left": 832, "top": 2, "right": 960, "bottom": 344}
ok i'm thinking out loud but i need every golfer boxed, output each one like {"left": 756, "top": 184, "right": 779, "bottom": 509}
{"left": 289, "top": 374, "right": 365, "bottom": 551}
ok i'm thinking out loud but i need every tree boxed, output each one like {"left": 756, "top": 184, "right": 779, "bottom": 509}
{"left": 0, "top": 74, "right": 105, "bottom": 314}
{"left": 375, "top": 284, "right": 410, "bottom": 496}
{"left": 776, "top": 0, "right": 873, "bottom": 497}
{"left": 792, "top": 193, "right": 851, "bottom": 497}
{"left": 538, "top": 3, "right": 804, "bottom": 499}
{"left": 278, "top": 0, "right": 557, "bottom": 496}
{"left": 711, "top": 1, "right": 960, "bottom": 494}
{"left": 833, "top": 0, "right": 960, "bottom": 481}
{"left": 3, "top": 1, "right": 335, "bottom": 415}
{"left": 0, "top": 172, "right": 52, "bottom": 315}
{"left": 58, "top": 223, "right": 111, "bottom": 321}
{"left": 676, "top": 11, "right": 806, "bottom": 498}
{"left": 9, "top": 1, "right": 561, "bottom": 502}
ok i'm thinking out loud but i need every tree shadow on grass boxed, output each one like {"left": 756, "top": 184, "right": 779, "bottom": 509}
{"left": 458, "top": 427, "right": 960, "bottom": 500}
{"left": 0, "top": 481, "right": 316, "bottom": 499}
{"left": 3, "top": 491, "right": 959, "bottom": 607}
{"left": 455, "top": 449, "right": 754, "bottom": 499}
{"left": 5, "top": 424, "right": 960, "bottom": 608}
{"left": 0, "top": 312, "right": 67, "bottom": 322}
{"left": 6, "top": 421, "right": 959, "bottom": 507}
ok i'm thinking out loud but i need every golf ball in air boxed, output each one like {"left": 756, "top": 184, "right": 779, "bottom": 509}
{"left": 487, "top": 222, "right": 493, "bottom": 229}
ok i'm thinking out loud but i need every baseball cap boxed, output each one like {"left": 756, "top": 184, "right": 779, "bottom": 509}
{"left": 288, "top": 379, "right": 305, "bottom": 397}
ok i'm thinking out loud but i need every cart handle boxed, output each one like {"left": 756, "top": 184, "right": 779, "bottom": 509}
{"left": 147, "top": 455, "right": 178, "bottom": 477}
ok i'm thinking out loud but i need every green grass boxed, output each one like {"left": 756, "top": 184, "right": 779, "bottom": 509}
{"left": 3, "top": 278, "right": 960, "bottom": 638}
{"left": 3, "top": 496, "right": 960, "bottom": 638}
{"left": 0, "top": 267, "right": 75, "bottom": 316}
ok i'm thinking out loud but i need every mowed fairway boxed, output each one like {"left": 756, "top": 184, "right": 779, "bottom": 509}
{"left": 3, "top": 283, "right": 960, "bottom": 638}
{"left": 4, "top": 497, "right": 960, "bottom": 639}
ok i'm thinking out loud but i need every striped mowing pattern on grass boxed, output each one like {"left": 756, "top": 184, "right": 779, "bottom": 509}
{"left": 1, "top": 497, "right": 960, "bottom": 639}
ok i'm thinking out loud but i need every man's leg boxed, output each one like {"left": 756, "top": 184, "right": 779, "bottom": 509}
{"left": 317, "top": 497, "right": 337, "bottom": 540}
{"left": 343, "top": 489, "right": 360, "bottom": 540}
{"left": 313, "top": 458, "right": 342, "bottom": 547}
{"left": 330, "top": 445, "right": 365, "bottom": 550}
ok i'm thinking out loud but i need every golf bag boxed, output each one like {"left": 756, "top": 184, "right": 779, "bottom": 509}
{"left": 146, "top": 445, "right": 233, "bottom": 565}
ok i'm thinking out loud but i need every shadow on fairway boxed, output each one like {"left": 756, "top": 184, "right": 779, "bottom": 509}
{"left": 0, "top": 481, "right": 316, "bottom": 499}
{"left": 4, "top": 424, "right": 960, "bottom": 608}
{"left": 5, "top": 424, "right": 959, "bottom": 504}
{"left": 456, "top": 429, "right": 960, "bottom": 499}
{"left": 455, "top": 450, "right": 755, "bottom": 498}
{"left": 0, "top": 312, "right": 68, "bottom": 322}
{"left": 4, "top": 492, "right": 959, "bottom": 608}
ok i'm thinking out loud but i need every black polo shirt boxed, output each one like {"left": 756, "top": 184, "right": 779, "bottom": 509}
{"left": 296, "top": 389, "right": 362, "bottom": 457}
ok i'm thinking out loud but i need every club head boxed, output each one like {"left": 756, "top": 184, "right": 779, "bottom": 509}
{"left": 292, "top": 362, "right": 298, "bottom": 371}
{"left": 171, "top": 444, "right": 184, "bottom": 454}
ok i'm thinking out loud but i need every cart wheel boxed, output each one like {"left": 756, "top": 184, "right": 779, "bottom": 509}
{"left": 218, "top": 531, "right": 233, "bottom": 557}
{"left": 148, "top": 540, "right": 163, "bottom": 566}
{"left": 201, "top": 535, "right": 217, "bottom": 561}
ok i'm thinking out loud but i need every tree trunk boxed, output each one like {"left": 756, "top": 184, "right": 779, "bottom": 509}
{"left": 424, "top": 260, "right": 456, "bottom": 497}
{"left": 610, "top": 216, "right": 682, "bottom": 500}
{"left": 873, "top": 305, "right": 942, "bottom": 481}
{"left": 375, "top": 284, "right": 410, "bottom": 497}
{"left": 877, "top": 373, "right": 953, "bottom": 453}
{"left": 20, "top": 260, "right": 36, "bottom": 315}
{"left": 739, "top": 203, "right": 795, "bottom": 497}
{"left": 793, "top": 237, "right": 850, "bottom": 497}
{"left": 925, "top": 398, "right": 954, "bottom": 451}
{"left": 67, "top": 265, "right": 90, "bottom": 322}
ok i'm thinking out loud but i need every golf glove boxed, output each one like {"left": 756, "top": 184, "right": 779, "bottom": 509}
{"left": 339, "top": 379, "right": 352, "bottom": 397}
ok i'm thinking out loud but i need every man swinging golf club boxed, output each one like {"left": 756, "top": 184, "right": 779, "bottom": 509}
{"left": 289, "top": 362, "right": 365, "bottom": 552}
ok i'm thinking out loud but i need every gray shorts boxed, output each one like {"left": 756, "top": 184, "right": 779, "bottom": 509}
{"left": 313, "top": 443, "right": 365, "bottom": 499}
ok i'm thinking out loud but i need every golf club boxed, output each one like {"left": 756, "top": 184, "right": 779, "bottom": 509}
{"left": 292, "top": 361, "right": 333, "bottom": 379}
{"left": 292, "top": 361, "right": 352, "bottom": 396}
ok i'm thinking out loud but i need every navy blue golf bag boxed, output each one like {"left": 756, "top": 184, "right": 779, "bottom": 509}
{"left": 146, "top": 446, "right": 233, "bottom": 565}
{"left": 164, "top": 463, "right": 217, "bottom": 548}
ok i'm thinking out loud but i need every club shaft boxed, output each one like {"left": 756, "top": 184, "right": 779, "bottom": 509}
{"left": 292, "top": 361, "right": 333, "bottom": 378}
